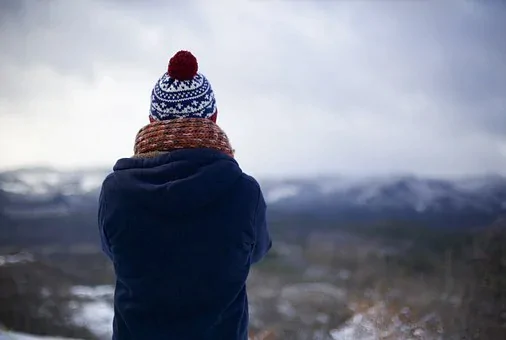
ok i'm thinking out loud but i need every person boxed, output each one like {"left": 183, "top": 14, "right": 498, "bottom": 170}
{"left": 98, "top": 50, "right": 272, "bottom": 340}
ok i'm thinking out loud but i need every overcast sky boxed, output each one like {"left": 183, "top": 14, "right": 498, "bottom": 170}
{"left": 0, "top": 0, "right": 505, "bottom": 177}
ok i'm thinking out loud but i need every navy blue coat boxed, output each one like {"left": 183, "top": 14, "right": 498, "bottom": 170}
{"left": 98, "top": 148, "right": 271, "bottom": 340}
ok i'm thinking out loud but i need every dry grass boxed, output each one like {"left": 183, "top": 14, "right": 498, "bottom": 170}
{"left": 1, "top": 219, "right": 505, "bottom": 339}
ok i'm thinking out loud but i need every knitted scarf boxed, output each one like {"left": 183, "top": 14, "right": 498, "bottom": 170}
{"left": 133, "top": 118, "right": 235, "bottom": 158}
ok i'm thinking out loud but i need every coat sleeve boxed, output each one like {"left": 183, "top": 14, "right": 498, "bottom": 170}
{"left": 251, "top": 188, "right": 272, "bottom": 264}
{"left": 98, "top": 183, "right": 114, "bottom": 261}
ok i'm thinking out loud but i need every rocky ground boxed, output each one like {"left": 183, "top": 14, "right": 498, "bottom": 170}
{"left": 1, "top": 222, "right": 505, "bottom": 340}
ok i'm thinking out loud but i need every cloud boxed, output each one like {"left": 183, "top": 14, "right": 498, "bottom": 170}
{"left": 0, "top": 0, "right": 505, "bottom": 177}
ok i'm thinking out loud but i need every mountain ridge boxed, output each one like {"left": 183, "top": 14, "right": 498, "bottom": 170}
{"left": 0, "top": 168, "right": 505, "bottom": 238}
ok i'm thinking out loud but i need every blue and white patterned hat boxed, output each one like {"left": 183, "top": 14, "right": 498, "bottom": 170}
{"left": 149, "top": 51, "right": 217, "bottom": 121}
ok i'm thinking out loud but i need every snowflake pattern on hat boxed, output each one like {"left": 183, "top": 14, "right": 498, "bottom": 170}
{"left": 149, "top": 51, "right": 217, "bottom": 121}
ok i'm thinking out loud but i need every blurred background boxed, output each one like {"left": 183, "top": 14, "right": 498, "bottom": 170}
{"left": 1, "top": 0, "right": 506, "bottom": 339}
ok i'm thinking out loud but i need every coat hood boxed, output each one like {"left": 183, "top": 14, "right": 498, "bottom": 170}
{"left": 109, "top": 148, "right": 243, "bottom": 215}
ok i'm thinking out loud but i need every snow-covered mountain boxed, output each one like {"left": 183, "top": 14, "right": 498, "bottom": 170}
{"left": 0, "top": 167, "right": 505, "bottom": 226}
{"left": 261, "top": 174, "right": 506, "bottom": 212}
{"left": 0, "top": 167, "right": 106, "bottom": 197}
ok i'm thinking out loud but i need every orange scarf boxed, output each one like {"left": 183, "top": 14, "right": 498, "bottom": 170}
{"left": 133, "top": 118, "right": 234, "bottom": 158}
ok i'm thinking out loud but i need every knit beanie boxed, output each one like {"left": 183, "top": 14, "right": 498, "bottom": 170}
{"left": 149, "top": 51, "right": 217, "bottom": 122}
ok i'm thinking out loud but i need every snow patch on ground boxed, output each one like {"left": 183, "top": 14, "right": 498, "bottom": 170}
{"left": 71, "top": 301, "right": 113, "bottom": 339}
{"left": 69, "top": 285, "right": 114, "bottom": 339}
{"left": 330, "top": 302, "right": 444, "bottom": 340}
{"left": 70, "top": 285, "right": 114, "bottom": 299}
{"left": 0, "top": 253, "right": 33, "bottom": 266}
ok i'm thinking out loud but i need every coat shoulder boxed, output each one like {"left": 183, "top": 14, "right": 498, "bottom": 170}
{"left": 239, "top": 173, "right": 261, "bottom": 191}
{"left": 236, "top": 173, "right": 262, "bottom": 201}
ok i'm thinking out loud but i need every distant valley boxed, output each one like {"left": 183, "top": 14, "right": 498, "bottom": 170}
{"left": 0, "top": 167, "right": 505, "bottom": 247}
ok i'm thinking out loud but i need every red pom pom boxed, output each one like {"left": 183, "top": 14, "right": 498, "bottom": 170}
{"left": 167, "top": 50, "right": 198, "bottom": 80}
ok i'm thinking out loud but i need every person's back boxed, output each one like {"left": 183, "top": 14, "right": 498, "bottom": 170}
{"left": 98, "top": 51, "right": 271, "bottom": 340}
